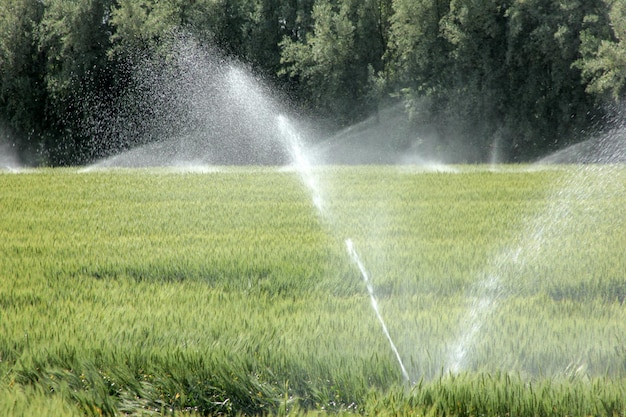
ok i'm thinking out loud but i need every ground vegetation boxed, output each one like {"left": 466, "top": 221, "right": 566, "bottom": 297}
{"left": 0, "top": 167, "right": 625, "bottom": 415}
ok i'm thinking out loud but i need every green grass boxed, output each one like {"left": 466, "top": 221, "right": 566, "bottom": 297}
{"left": 0, "top": 165, "right": 625, "bottom": 416}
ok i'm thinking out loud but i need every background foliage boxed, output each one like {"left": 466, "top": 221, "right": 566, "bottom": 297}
{"left": 1, "top": 0, "right": 625, "bottom": 165}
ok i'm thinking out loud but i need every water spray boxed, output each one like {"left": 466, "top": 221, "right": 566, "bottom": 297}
{"left": 275, "top": 113, "right": 411, "bottom": 383}
{"left": 276, "top": 115, "right": 324, "bottom": 214}
{"left": 345, "top": 239, "right": 411, "bottom": 383}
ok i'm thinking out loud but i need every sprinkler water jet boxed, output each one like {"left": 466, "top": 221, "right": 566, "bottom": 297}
{"left": 345, "top": 238, "right": 411, "bottom": 383}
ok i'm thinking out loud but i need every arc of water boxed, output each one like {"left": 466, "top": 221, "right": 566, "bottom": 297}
{"left": 276, "top": 114, "right": 410, "bottom": 383}
{"left": 345, "top": 239, "right": 411, "bottom": 383}
{"left": 276, "top": 115, "right": 324, "bottom": 214}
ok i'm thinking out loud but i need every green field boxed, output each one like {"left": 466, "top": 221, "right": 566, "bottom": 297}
{"left": 1, "top": 166, "right": 625, "bottom": 416}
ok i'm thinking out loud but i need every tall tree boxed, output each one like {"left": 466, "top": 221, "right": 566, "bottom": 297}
{"left": 244, "top": 0, "right": 292, "bottom": 75}
{"left": 0, "top": 0, "right": 619, "bottom": 164}
{"left": 436, "top": 0, "right": 526, "bottom": 160}
{"left": 386, "top": 0, "right": 450, "bottom": 112}
{"left": 502, "top": 0, "right": 608, "bottom": 158}
{"left": 109, "top": 0, "right": 181, "bottom": 57}
{"left": 0, "top": 0, "right": 45, "bottom": 161}
{"left": 385, "top": 0, "right": 609, "bottom": 161}
{"left": 578, "top": 0, "right": 626, "bottom": 102}
{"left": 36, "top": 0, "right": 116, "bottom": 164}
{"left": 280, "top": 0, "right": 391, "bottom": 125}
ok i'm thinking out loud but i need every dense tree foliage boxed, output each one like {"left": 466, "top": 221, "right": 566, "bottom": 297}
{"left": 0, "top": 0, "right": 46, "bottom": 161}
{"left": 0, "top": 0, "right": 624, "bottom": 165}
{"left": 578, "top": 0, "right": 626, "bottom": 100}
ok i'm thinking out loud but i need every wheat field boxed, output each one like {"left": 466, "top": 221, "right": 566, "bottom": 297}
{"left": 1, "top": 166, "right": 625, "bottom": 416}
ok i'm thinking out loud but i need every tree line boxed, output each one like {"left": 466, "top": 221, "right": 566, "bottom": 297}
{"left": 1, "top": 0, "right": 625, "bottom": 165}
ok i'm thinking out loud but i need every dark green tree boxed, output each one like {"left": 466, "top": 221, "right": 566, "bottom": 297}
{"left": 382, "top": 0, "right": 454, "bottom": 159}
{"left": 437, "top": 0, "right": 510, "bottom": 159}
{"left": 280, "top": 0, "right": 391, "bottom": 125}
{"left": 109, "top": 0, "right": 181, "bottom": 57}
{"left": 280, "top": 0, "right": 357, "bottom": 123}
{"left": 385, "top": 0, "right": 450, "bottom": 112}
{"left": 385, "top": 0, "right": 610, "bottom": 161}
{"left": 0, "top": 0, "right": 45, "bottom": 162}
{"left": 502, "top": 0, "right": 609, "bottom": 159}
{"left": 37, "top": 0, "right": 116, "bottom": 164}
{"left": 578, "top": 0, "right": 626, "bottom": 102}
{"left": 244, "top": 0, "right": 295, "bottom": 75}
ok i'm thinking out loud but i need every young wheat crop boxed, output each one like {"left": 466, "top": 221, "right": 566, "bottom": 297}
{"left": 0, "top": 166, "right": 625, "bottom": 416}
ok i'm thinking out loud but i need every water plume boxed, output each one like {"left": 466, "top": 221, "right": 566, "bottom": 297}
{"left": 85, "top": 34, "right": 287, "bottom": 168}
{"left": 445, "top": 164, "right": 625, "bottom": 376}
{"left": 537, "top": 124, "right": 626, "bottom": 164}
{"left": 74, "top": 34, "right": 414, "bottom": 383}
{"left": 0, "top": 127, "right": 21, "bottom": 171}
{"left": 311, "top": 104, "right": 449, "bottom": 166}
{"left": 276, "top": 114, "right": 409, "bottom": 383}
{"left": 445, "top": 273, "right": 503, "bottom": 374}
{"left": 276, "top": 115, "right": 324, "bottom": 215}
{"left": 345, "top": 239, "right": 411, "bottom": 383}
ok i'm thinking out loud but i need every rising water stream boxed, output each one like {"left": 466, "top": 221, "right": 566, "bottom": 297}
{"left": 277, "top": 113, "right": 411, "bottom": 383}
{"left": 345, "top": 238, "right": 411, "bottom": 382}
